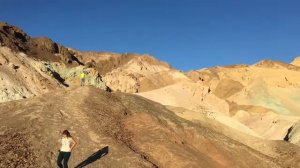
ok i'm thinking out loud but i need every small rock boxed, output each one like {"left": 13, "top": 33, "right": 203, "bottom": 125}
{"left": 12, "top": 64, "right": 19, "bottom": 70}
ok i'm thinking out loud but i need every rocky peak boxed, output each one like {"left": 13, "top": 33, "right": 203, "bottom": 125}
{"left": 254, "top": 59, "right": 300, "bottom": 71}
{"left": 291, "top": 56, "right": 300, "bottom": 67}
{"left": 0, "top": 22, "right": 29, "bottom": 51}
{"left": 0, "top": 22, "right": 80, "bottom": 65}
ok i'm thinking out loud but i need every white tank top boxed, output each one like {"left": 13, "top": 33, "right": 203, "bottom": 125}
{"left": 60, "top": 137, "right": 71, "bottom": 152}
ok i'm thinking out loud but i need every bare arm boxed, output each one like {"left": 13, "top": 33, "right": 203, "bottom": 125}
{"left": 70, "top": 137, "right": 77, "bottom": 151}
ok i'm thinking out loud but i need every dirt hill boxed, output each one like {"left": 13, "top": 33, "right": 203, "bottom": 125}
{"left": 1, "top": 86, "right": 299, "bottom": 168}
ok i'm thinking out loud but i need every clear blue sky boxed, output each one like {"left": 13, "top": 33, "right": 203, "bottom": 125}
{"left": 1, "top": 0, "right": 300, "bottom": 71}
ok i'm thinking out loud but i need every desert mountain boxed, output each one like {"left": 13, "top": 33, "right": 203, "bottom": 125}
{"left": 74, "top": 50, "right": 191, "bottom": 93}
{"left": 1, "top": 22, "right": 300, "bottom": 168}
{"left": 139, "top": 59, "right": 300, "bottom": 146}
{"left": 0, "top": 22, "right": 188, "bottom": 95}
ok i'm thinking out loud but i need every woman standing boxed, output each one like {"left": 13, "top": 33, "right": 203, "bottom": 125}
{"left": 57, "top": 130, "right": 77, "bottom": 168}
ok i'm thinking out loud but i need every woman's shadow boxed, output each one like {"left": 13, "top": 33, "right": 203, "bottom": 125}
{"left": 74, "top": 146, "right": 109, "bottom": 168}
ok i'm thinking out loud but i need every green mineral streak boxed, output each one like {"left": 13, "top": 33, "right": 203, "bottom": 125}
{"left": 45, "top": 63, "right": 107, "bottom": 90}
